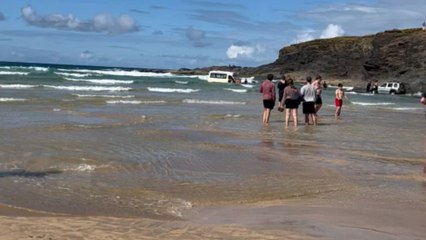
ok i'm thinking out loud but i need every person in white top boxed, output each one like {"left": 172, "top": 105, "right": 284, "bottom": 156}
{"left": 300, "top": 76, "right": 317, "bottom": 125}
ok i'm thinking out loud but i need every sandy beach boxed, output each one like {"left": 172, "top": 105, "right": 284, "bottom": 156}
{"left": 1, "top": 64, "right": 425, "bottom": 239}
{"left": 1, "top": 177, "right": 426, "bottom": 240}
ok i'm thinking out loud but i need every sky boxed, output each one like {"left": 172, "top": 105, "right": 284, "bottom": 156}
{"left": 0, "top": 0, "right": 425, "bottom": 69}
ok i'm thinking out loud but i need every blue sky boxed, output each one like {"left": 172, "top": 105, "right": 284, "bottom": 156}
{"left": 0, "top": 0, "right": 424, "bottom": 69}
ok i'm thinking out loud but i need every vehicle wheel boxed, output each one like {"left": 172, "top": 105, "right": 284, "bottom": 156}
{"left": 390, "top": 90, "right": 396, "bottom": 95}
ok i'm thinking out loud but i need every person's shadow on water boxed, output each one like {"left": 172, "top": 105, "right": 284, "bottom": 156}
{"left": 0, "top": 169, "right": 62, "bottom": 178}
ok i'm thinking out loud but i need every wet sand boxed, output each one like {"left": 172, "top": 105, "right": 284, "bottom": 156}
{"left": 1, "top": 184, "right": 425, "bottom": 240}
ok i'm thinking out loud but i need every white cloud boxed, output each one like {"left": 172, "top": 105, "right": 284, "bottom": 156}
{"left": 226, "top": 45, "right": 256, "bottom": 59}
{"left": 21, "top": 6, "right": 139, "bottom": 34}
{"left": 294, "top": 31, "right": 315, "bottom": 43}
{"left": 320, "top": 24, "right": 345, "bottom": 39}
{"left": 343, "top": 6, "right": 378, "bottom": 14}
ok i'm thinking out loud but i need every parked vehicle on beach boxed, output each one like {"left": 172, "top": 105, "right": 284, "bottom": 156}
{"left": 378, "top": 82, "right": 406, "bottom": 94}
{"left": 207, "top": 70, "right": 236, "bottom": 83}
{"left": 207, "top": 70, "right": 257, "bottom": 84}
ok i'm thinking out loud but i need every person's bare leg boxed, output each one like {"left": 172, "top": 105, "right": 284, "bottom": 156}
{"left": 305, "top": 114, "right": 309, "bottom": 125}
{"left": 285, "top": 109, "right": 290, "bottom": 128}
{"left": 263, "top": 109, "right": 267, "bottom": 124}
{"left": 312, "top": 113, "right": 317, "bottom": 125}
{"left": 335, "top": 106, "right": 341, "bottom": 120}
{"left": 293, "top": 109, "right": 298, "bottom": 128}
{"left": 265, "top": 109, "right": 271, "bottom": 124}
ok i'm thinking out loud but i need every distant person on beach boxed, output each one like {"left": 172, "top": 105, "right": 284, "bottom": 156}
{"left": 421, "top": 92, "right": 426, "bottom": 173}
{"left": 421, "top": 92, "right": 426, "bottom": 105}
{"left": 301, "top": 76, "right": 317, "bottom": 125}
{"left": 372, "top": 81, "right": 379, "bottom": 94}
{"left": 335, "top": 83, "right": 348, "bottom": 120}
{"left": 277, "top": 75, "right": 287, "bottom": 112}
{"left": 366, "top": 81, "right": 372, "bottom": 93}
{"left": 259, "top": 73, "right": 276, "bottom": 125}
{"left": 421, "top": 92, "right": 426, "bottom": 118}
{"left": 282, "top": 78, "right": 301, "bottom": 128}
{"left": 313, "top": 74, "right": 323, "bottom": 115}
{"left": 322, "top": 80, "right": 327, "bottom": 89}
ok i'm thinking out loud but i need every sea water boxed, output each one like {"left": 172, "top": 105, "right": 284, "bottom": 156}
{"left": 0, "top": 63, "right": 424, "bottom": 219}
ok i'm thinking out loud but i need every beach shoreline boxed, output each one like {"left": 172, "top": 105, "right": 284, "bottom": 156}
{"left": 1, "top": 185, "right": 426, "bottom": 240}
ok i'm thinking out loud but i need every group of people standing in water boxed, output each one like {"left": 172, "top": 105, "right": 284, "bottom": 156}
{"left": 259, "top": 74, "right": 346, "bottom": 127}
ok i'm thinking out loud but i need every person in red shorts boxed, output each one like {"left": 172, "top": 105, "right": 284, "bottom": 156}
{"left": 335, "top": 83, "right": 348, "bottom": 120}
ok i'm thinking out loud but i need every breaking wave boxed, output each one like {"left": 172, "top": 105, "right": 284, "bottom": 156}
{"left": 74, "top": 94, "right": 135, "bottom": 98}
{"left": 57, "top": 68, "right": 173, "bottom": 77}
{"left": 43, "top": 85, "right": 131, "bottom": 92}
{"left": 224, "top": 88, "right": 248, "bottom": 93}
{"left": 0, "top": 84, "right": 37, "bottom": 89}
{"left": 0, "top": 98, "right": 27, "bottom": 102}
{"left": 55, "top": 72, "right": 92, "bottom": 77}
{"left": 183, "top": 99, "right": 246, "bottom": 105}
{"left": 0, "top": 71, "right": 29, "bottom": 75}
{"left": 351, "top": 102, "right": 395, "bottom": 106}
{"left": 64, "top": 77, "right": 134, "bottom": 85}
{"left": 147, "top": 87, "right": 199, "bottom": 93}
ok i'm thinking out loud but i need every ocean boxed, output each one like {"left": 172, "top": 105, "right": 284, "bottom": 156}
{"left": 0, "top": 62, "right": 425, "bottom": 220}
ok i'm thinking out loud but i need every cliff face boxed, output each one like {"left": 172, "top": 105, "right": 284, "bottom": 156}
{"left": 255, "top": 28, "right": 426, "bottom": 91}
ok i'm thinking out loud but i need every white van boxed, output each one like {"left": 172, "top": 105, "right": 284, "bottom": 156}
{"left": 207, "top": 71, "right": 236, "bottom": 83}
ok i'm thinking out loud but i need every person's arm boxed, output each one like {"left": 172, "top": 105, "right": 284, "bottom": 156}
{"left": 282, "top": 88, "right": 287, "bottom": 105}
{"left": 421, "top": 96, "right": 426, "bottom": 105}
{"left": 259, "top": 83, "right": 263, "bottom": 93}
{"left": 271, "top": 84, "right": 276, "bottom": 102}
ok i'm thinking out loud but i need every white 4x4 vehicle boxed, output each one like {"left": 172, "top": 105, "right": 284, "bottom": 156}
{"left": 378, "top": 82, "right": 406, "bottom": 94}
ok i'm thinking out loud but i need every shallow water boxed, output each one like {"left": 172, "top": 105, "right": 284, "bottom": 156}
{"left": 0, "top": 64, "right": 425, "bottom": 219}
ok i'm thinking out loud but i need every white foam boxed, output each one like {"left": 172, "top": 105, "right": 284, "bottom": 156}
{"left": 166, "top": 199, "right": 192, "bottom": 218}
{"left": 55, "top": 72, "right": 91, "bottom": 77}
{"left": 43, "top": 85, "right": 131, "bottom": 92}
{"left": 0, "top": 84, "right": 37, "bottom": 89}
{"left": 106, "top": 100, "right": 142, "bottom": 104}
{"left": 183, "top": 99, "right": 246, "bottom": 105}
{"left": 147, "top": 87, "right": 199, "bottom": 93}
{"left": 224, "top": 88, "right": 248, "bottom": 93}
{"left": 175, "top": 80, "right": 188, "bottom": 84}
{"left": 0, "top": 98, "right": 26, "bottom": 102}
{"left": 225, "top": 114, "right": 242, "bottom": 118}
{"left": 67, "top": 164, "right": 97, "bottom": 172}
{"left": 28, "top": 67, "right": 49, "bottom": 72}
{"left": 240, "top": 84, "right": 254, "bottom": 88}
{"left": 0, "top": 71, "right": 29, "bottom": 75}
{"left": 75, "top": 94, "right": 135, "bottom": 98}
{"left": 58, "top": 68, "right": 173, "bottom": 77}
{"left": 64, "top": 77, "right": 134, "bottom": 85}
{"left": 383, "top": 107, "right": 423, "bottom": 111}
{"left": 352, "top": 102, "right": 395, "bottom": 106}
{"left": 107, "top": 100, "right": 166, "bottom": 105}
{"left": 197, "top": 75, "right": 208, "bottom": 81}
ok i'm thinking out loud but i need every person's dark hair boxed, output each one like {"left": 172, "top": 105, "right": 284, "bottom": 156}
{"left": 267, "top": 74, "right": 274, "bottom": 80}
{"left": 306, "top": 76, "right": 312, "bottom": 83}
{"left": 315, "top": 74, "right": 322, "bottom": 80}
{"left": 281, "top": 75, "right": 286, "bottom": 80}
{"left": 287, "top": 78, "right": 294, "bottom": 86}
{"left": 338, "top": 83, "right": 343, "bottom": 87}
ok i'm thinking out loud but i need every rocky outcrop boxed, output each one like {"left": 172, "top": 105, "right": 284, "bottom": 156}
{"left": 255, "top": 28, "right": 426, "bottom": 92}
{"left": 174, "top": 28, "right": 426, "bottom": 92}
